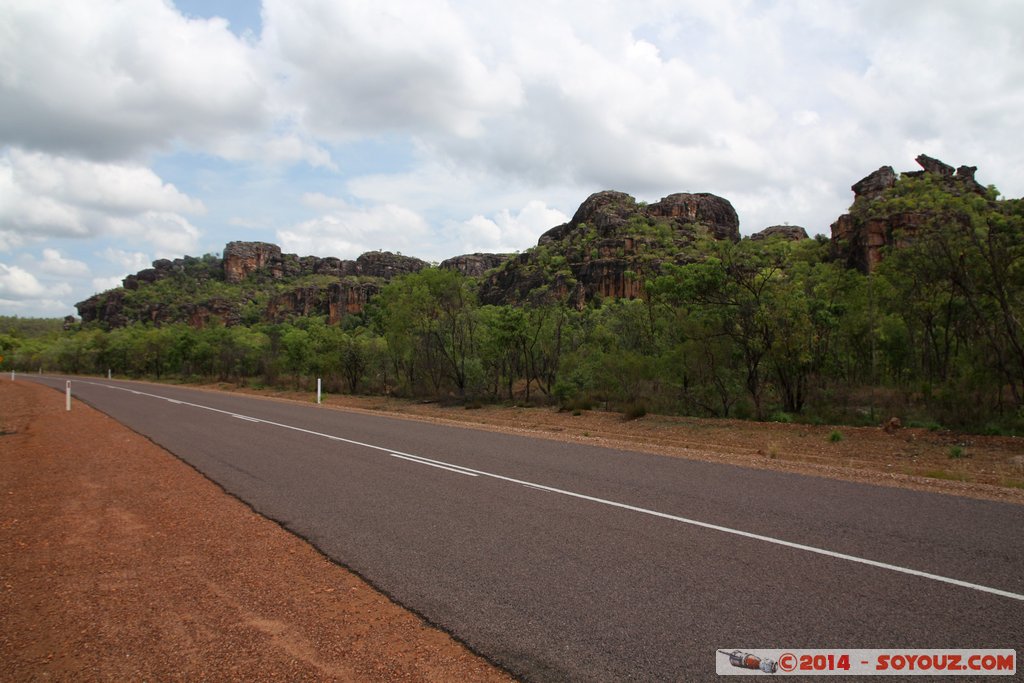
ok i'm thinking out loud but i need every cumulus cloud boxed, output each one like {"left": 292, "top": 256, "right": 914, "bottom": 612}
{"left": 454, "top": 201, "right": 569, "bottom": 254}
{"left": 91, "top": 276, "right": 126, "bottom": 294}
{"left": 277, "top": 200, "right": 432, "bottom": 259}
{"left": 336, "top": 0, "right": 1022, "bottom": 231}
{"left": 0, "top": 149, "right": 203, "bottom": 255}
{"left": 39, "top": 249, "right": 91, "bottom": 278}
{"left": 0, "top": 263, "right": 49, "bottom": 299}
{"left": 261, "top": 0, "right": 521, "bottom": 140}
{"left": 100, "top": 248, "right": 152, "bottom": 273}
{"left": 0, "top": 0, "right": 266, "bottom": 160}
{"left": 0, "top": 260, "right": 72, "bottom": 318}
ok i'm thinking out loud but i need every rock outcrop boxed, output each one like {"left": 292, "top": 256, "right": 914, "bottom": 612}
{"left": 266, "top": 279, "right": 385, "bottom": 325}
{"left": 77, "top": 289, "right": 129, "bottom": 328}
{"left": 439, "top": 253, "right": 511, "bottom": 277}
{"left": 647, "top": 193, "right": 741, "bottom": 242}
{"left": 76, "top": 242, "right": 428, "bottom": 329}
{"left": 223, "top": 241, "right": 283, "bottom": 283}
{"left": 750, "top": 225, "right": 810, "bottom": 242}
{"left": 830, "top": 155, "right": 988, "bottom": 272}
{"left": 223, "top": 242, "right": 427, "bottom": 284}
{"left": 481, "top": 190, "right": 740, "bottom": 306}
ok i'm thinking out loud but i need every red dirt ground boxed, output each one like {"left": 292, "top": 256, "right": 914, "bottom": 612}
{"left": 0, "top": 379, "right": 514, "bottom": 681}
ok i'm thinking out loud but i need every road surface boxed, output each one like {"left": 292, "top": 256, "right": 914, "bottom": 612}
{"left": 27, "top": 377, "right": 1024, "bottom": 680}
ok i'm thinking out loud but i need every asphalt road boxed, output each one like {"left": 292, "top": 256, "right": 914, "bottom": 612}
{"left": 26, "top": 377, "right": 1024, "bottom": 680}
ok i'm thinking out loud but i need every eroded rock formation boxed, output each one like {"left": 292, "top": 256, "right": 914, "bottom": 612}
{"left": 223, "top": 241, "right": 283, "bottom": 283}
{"left": 481, "top": 190, "right": 740, "bottom": 306}
{"left": 439, "top": 253, "right": 511, "bottom": 277}
{"left": 750, "top": 225, "right": 810, "bottom": 242}
{"left": 77, "top": 242, "right": 428, "bottom": 328}
{"left": 830, "top": 155, "right": 987, "bottom": 272}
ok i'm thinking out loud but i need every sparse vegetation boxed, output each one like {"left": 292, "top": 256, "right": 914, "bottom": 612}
{"left": 623, "top": 404, "right": 648, "bottom": 421}
{"left": 948, "top": 445, "right": 968, "bottom": 459}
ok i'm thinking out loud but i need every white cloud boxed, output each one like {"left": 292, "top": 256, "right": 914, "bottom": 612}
{"left": 0, "top": 0, "right": 267, "bottom": 160}
{"left": 91, "top": 276, "right": 126, "bottom": 293}
{"left": 0, "top": 262, "right": 71, "bottom": 302}
{"left": 100, "top": 248, "right": 151, "bottom": 273}
{"left": 211, "top": 131, "right": 338, "bottom": 169}
{"left": 39, "top": 249, "right": 91, "bottom": 278}
{"left": 0, "top": 149, "right": 203, "bottom": 255}
{"left": 277, "top": 200, "right": 432, "bottom": 259}
{"left": 106, "top": 212, "right": 202, "bottom": 258}
{"left": 262, "top": 0, "right": 522, "bottom": 140}
{"left": 454, "top": 201, "right": 569, "bottom": 253}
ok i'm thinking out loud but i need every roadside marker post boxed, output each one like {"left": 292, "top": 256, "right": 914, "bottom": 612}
{"left": 66, "top": 381, "right": 71, "bottom": 411}
{"left": 317, "top": 378, "right": 322, "bottom": 404}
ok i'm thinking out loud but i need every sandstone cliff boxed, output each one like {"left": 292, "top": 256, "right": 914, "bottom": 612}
{"left": 480, "top": 190, "right": 740, "bottom": 306}
{"left": 830, "top": 154, "right": 987, "bottom": 272}
{"left": 77, "top": 244, "right": 429, "bottom": 329}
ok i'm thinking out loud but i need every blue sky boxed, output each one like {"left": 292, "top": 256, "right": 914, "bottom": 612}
{"left": 2, "top": 0, "right": 1024, "bottom": 317}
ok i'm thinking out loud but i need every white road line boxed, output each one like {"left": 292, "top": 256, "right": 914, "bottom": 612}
{"left": 82, "top": 379, "right": 1024, "bottom": 603}
{"left": 232, "top": 414, "right": 261, "bottom": 423}
{"left": 388, "top": 452, "right": 479, "bottom": 477}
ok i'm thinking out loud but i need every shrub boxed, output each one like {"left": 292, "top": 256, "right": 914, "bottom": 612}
{"left": 623, "top": 404, "right": 647, "bottom": 420}
{"left": 948, "top": 445, "right": 968, "bottom": 459}
{"left": 828, "top": 430, "right": 844, "bottom": 443}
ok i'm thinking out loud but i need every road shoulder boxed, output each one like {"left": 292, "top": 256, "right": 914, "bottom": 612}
{"left": 0, "top": 379, "right": 513, "bottom": 681}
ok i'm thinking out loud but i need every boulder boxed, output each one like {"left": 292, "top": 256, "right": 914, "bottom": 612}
{"left": 850, "top": 166, "right": 897, "bottom": 201}
{"left": 223, "top": 241, "right": 283, "bottom": 283}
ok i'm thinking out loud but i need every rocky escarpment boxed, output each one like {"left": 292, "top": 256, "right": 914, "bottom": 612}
{"left": 479, "top": 190, "right": 740, "bottom": 306}
{"left": 77, "top": 244, "right": 430, "bottom": 329}
{"left": 76, "top": 188, "right": 759, "bottom": 327}
{"left": 223, "top": 242, "right": 429, "bottom": 283}
{"left": 831, "top": 154, "right": 987, "bottom": 272}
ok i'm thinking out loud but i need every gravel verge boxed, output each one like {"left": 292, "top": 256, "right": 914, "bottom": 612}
{"left": 0, "top": 379, "right": 514, "bottom": 682}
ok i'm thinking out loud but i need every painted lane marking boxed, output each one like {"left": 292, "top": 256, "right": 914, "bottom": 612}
{"left": 81, "top": 379, "right": 1024, "bottom": 603}
{"left": 83, "top": 380, "right": 479, "bottom": 478}
{"left": 388, "top": 452, "right": 479, "bottom": 477}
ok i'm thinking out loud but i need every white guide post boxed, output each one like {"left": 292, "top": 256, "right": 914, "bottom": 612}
{"left": 317, "top": 377, "right": 322, "bottom": 404}
{"left": 65, "top": 380, "right": 72, "bottom": 411}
